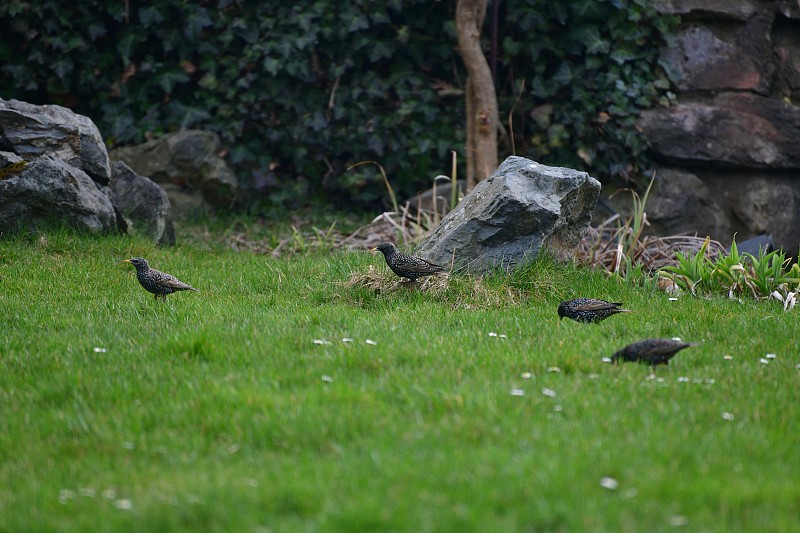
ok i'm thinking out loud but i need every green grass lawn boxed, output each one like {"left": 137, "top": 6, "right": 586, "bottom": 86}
{"left": 1, "top": 229, "right": 798, "bottom": 532}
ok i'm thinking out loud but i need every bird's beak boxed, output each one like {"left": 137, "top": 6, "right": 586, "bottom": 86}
{"left": 370, "top": 247, "right": 378, "bottom": 252}
{"left": 122, "top": 259, "right": 131, "bottom": 264}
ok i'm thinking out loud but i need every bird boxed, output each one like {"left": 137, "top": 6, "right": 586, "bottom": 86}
{"left": 122, "top": 257, "right": 199, "bottom": 299}
{"left": 370, "top": 242, "right": 445, "bottom": 282}
{"left": 557, "top": 298, "right": 630, "bottom": 323}
{"left": 610, "top": 338, "right": 697, "bottom": 366}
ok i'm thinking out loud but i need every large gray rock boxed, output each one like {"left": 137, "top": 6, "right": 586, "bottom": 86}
{"left": 416, "top": 156, "right": 601, "bottom": 273}
{"left": 110, "top": 130, "right": 238, "bottom": 218}
{"left": 638, "top": 93, "right": 800, "bottom": 168}
{"left": 0, "top": 155, "right": 117, "bottom": 233}
{"left": 0, "top": 98, "right": 111, "bottom": 184}
{"left": 109, "top": 161, "right": 175, "bottom": 246}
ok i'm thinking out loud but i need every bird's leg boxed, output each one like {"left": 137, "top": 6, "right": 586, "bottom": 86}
{"left": 400, "top": 280, "right": 417, "bottom": 290}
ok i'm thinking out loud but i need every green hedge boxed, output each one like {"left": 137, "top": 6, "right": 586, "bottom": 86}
{"left": 0, "top": 0, "right": 675, "bottom": 209}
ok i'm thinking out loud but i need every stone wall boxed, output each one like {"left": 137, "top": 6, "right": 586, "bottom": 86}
{"left": 633, "top": 0, "right": 800, "bottom": 254}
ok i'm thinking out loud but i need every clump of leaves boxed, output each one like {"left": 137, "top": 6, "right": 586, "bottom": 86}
{"left": 660, "top": 240, "right": 800, "bottom": 302}
{"left": 659, "top": 237, "right": 715, "bottom": 295}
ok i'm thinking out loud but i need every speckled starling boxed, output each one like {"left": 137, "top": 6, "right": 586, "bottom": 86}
{"left": 123, "top": 257, "right": 199, "bottom": 299}
{"left": 558, "top": 298, "right": 630, "bottom": 323}
{"left": 611, "top": 338, "right": 697, "bottom": 366}
{"left": 371, "top": 242, "right": 445, "bottom": 281}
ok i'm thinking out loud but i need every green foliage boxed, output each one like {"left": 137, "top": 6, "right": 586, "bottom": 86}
{"left": 743, "top": 248, "right": 799, "bottom": 297}
{"left": 661, "top": 240, "right": 800, "bottom": 300}
{"left": 710, "top": 240, "right": 750, "bottom": 296}
{"left": 662, "top": 237, "right": 715, "bottom": 295}
{"left": 0, "top": 0, "right": 676, "bottom": 209}
{"left": 501, "top": 0, "right": 677, "bottom": 180}
{"left": 618, "top": 255, "right": 662, "bottom": 292}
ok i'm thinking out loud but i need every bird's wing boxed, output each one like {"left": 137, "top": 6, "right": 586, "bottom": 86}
{"left": 574, "top": 300, "right": 622, "bottom": 311}
{"left": 152, "top": 271, "right": 196, "bottom": 290}
{"left": 407, "top": 256, "right": 445, "bottom": 273}
{"left": 163, "top": 278, "right": 197, "bottom": 290}
{"left": 641, "top": 341, "right": 688, "bottom": 357}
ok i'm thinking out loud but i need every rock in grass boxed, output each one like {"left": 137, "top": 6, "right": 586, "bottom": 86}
{"left": 0, "top": 155, "right": 117, "bottom": 233}
{"left": 109, "top": 161, "right": 175, "bottom": 246}
{"left": 416, "top": 156, "right": 601, "bottom": 273}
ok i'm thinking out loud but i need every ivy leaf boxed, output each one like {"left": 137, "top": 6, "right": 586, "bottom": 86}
{"left": 571, "top": 0, "right": 605, "bottom": 20}
{"left": 139, "top": 6, "right": 165, "bottom": 28}
{"left": 168, "top": 102, "right": 211, "bottom": 128}
{"left": 342, "top": 12, "right": 369, "bottom": 33}
{"left": 368, "top": 41, "right": 393, "bottom": 62}
{"left": 274, "top": 40, "right": 293, "bottom": 58}
{"left": 263, "top": 57, "right": 280, "bottom": 76}
{"left": 51, "top": 58, "right": 73, "bottom": 79}
{"left": 503, "top": 36, "right": 522, "bottom": 57}
{"left": 87, "top": 23, "right": 106, "bottom": 41}
{"left": 229, "top": 144, "right": 255, "bottom": 164}
{"left": 184, "top": 7, "right": 212, "bottom": 41}
{"left": 295, "top": 12, "right": 315, "bottom": 32}
{"left": 577, "top": 27, "right": 609, "bottom": 54}
{"left": 6, "top": 2, "right": 26, "bottom": 16}
{"left": 532, "top": 76, "right": 550, "bottom": 98}
{"left": 105, "top": 109, "right": 136, "bottom": 142}
{"left": 156, "top": 70, "right": 189, "bottom": 93}
{"left": 308, "top": 111, "right": 328, "bottom": 132}
{"left": 116, "top": 33, "right": 136, "bottom": 62}
{"left": 611, "top": 47, "right": 637, "bottom": 65}
{"left": 552, "top": 62, "right": 573, "bottom": 85}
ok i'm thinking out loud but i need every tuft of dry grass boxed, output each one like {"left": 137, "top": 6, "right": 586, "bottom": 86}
{"left": 343, "top": 265, "right": 528, "bottom": 309}
{"left": 577, "top": 215, "right": 727, "bottom": 274}
{"left": 344, "top": 265, "right": 449, "bottom": 293}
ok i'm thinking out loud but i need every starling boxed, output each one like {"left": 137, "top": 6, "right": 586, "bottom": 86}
{"left": 123, "top": 257, "right": 199, "bottom": 299}
{"left": 611, "top": 338, "right": 697, "bottom": 366}
{"left": 371, "top": 242, "right": 445, "bottom": 281}
{"left": 558, "top": 298, "right": 630, "bottom": 323}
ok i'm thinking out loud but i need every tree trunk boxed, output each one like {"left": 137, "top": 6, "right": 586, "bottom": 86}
{"left": 456, "top": 0, "right": 498, "bottom": 191}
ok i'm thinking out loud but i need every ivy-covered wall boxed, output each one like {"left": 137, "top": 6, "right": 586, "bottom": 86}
{"left": 0, "top": 0, "right": 676, "bottom": 210}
